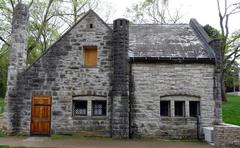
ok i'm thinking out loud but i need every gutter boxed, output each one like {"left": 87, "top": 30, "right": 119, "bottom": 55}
{"left": 130, "top": 57, "right": 215, "bottom": 64}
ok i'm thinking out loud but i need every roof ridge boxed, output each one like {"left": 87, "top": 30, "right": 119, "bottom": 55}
{"left": 189, "top": 18, "right": 216, "bottom": 59}
{"left": 108, "top": 23, "right": 189, "bottom": 26}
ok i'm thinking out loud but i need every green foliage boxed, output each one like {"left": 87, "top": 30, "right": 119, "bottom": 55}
{"left": 224, "top": 61, "right": 239, "bottom": 91}
{"left": 0, "top": 98, "right": 4, "bottom": 115}
{"left": 223, "top": 95, "right": 240, "bottom": 125}
{"left": 203, "top": 24, "right": 221, "bottom": 39}
{"left": 0, "top": 45, "right": 8, "bottom": 98}
{"left": 203, "top": 25, "right": 240, "bottom": 92}
{"left": 0, "top": 128, "right": 7, "bottom": 137}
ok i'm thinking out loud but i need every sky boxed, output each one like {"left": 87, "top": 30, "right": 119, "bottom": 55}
{"left": 104, "top": 0, "right": 240, "bottom": 33}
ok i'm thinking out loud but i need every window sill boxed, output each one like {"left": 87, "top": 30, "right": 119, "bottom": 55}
{"left": 161, "top": 116, "right": 194, "bottom": 118}
{"left": 160, "top": 116, "right": 197, "bottom": 121}
{"left": 73, "top": 116, "right": 107, "bottom": 120}
{"left": 82, "top": 66, "right": 98, "bottom": 68}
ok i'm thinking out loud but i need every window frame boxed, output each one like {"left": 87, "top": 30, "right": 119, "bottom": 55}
{"left": 73, "top": 100, "right": 88, "bottom": 117}
{"left": 174, "top": 101, "right": 185, "bottom": 117}
{"left": 92, "top": 100, "right": 107, "bottom": 116}
{"left": 189, "top": 101, "right": 200, "bottom": 117}
{"left": 83, "top": 46, "right": 98, "bottom": 68}
{"left": 160, "top": 100, "right": 171, "bottom": 117}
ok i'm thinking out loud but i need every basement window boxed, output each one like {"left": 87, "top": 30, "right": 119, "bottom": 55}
{"left": 160, "top": 101, "right": 170, "bottom": 116}
{"left": 73, "top": 100, "right": 87, "bottom": 116}
{"left": 175, "top": 101, "right": 185, "bottom": 117}
{"left": 83, "top": 46, "right": 97, "bottom": 67}
{"left": 92, "top": 100, "right": 106, "bottom": 116}
{"left": 189, "top": 101, "right": 200, "bottom": 117}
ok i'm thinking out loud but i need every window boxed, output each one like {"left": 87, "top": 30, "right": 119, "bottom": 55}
{"left": 160, "top": 101, "right": 170, "bottom": 116}
{"left": 92, "top": 100, "right": 106, "bottom": 116}
{"left": 90, "top": 24, "right": 93, "bottom": 28}
{"left": 189, "top": 101, "right": 200, "bottom": 117}
{"left": 73, "top": 100, "right": 87, "bottom": 116}
{"left": 175, "top": 101, "right": 185, "bottom": 117}
{"left": 83, "top": 46, "right": 97, "bottom": 67}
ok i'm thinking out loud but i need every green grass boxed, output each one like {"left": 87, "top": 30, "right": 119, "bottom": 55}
{"left": 223, "top": 95, "right": 240, "bottom": 126}
{"left": 0, "top": 146, "right": 27, "bottom": 148}
{"left": 235, "top": 146, "right": 240, "bottom": 148}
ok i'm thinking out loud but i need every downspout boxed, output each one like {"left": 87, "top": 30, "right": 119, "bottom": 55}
{"left": 197, "top": 115, "right": 201, "bottom": 139}
{"left": 129, "top": 62, "right": 133, "bottom": 139}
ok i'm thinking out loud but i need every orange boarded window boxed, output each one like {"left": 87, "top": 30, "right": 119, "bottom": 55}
{"left": 83, "top": 46, "right": 97, "bottom": 67}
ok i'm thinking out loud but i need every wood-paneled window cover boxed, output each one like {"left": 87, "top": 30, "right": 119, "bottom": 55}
{"left": 83, "top": 46, "right": 97, "bottom": 67}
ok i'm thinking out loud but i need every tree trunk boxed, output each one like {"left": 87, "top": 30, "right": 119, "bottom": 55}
{"left": 221, "top": 75, "right": 227, "bottom": 102}
{"left": 220, "top": 39, "right": 227, "bottom": 102}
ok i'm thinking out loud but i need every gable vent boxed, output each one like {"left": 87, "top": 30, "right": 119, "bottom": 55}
{"left": 90, "top": 24, "right": 93, "bottom": 28}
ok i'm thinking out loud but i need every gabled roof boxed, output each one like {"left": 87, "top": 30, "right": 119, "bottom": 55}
{"left": 26, "top": 9, "right": 111, "bottom": 71}
{"left": 128, "top": 22, "right": 215, "bottom": 61}
{"left": 26, "top": 10, "right": 215, "bottom": 69}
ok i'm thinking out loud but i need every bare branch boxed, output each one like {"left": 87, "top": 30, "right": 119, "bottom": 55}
{"left": 0, "top": 36, "right": 10, "bottom": 46}
{"left": 9, "top": 0, "right": 15, "bottom": 11}
{"left": 28, "top": 0, "right": 34, "bottom": 9}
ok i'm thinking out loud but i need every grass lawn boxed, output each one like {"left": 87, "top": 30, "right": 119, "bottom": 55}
{"left": 0, "top": 146, "right": 27, "bottom": 148}
{"left": 223, "top": 95, "right": 240, "bottom": 126}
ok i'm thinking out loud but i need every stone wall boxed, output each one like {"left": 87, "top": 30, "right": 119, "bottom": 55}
{"left": 5, "top": 10, "right": 113, "bottom": 135}
{"left": 131, "top": 63, "right": 216, "bottom": 138}
{"left": 214, "top": 124, "right": 240, "bottom": 148}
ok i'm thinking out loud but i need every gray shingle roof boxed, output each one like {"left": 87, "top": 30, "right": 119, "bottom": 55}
{"left": 129, "top": 24, "right": 214, "bottom": 59}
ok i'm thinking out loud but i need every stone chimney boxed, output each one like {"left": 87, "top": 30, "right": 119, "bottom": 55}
{"left": 209, "top": 39, "right": 224, "bottom": 124}
{"left": 111, "top": 19, "right": 130, "bottom": 138}
{"left": 4, "top": 3, "right": 29, "bottom": 134}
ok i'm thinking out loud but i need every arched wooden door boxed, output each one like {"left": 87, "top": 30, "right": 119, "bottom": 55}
{"left": 31, "top": 96, "right": 51, "bottom": 135}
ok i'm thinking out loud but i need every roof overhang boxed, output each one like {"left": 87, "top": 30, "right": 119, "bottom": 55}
{"left": 130, "top": 57, "right": 215, "bottom": 64}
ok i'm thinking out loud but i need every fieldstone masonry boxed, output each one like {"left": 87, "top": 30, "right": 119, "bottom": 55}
{"left": 111, "top": 19, "right": 130, "bottom": 138}
{"left": 4, "top": 3, "right": 29, "bottom": 134}
{"left": 5, "top": 9, "right": 113, "bottom": 135}
{"left": 4, "top": 2, "right": 223, "bottom": 139}
{"left": 209, "top": 39, "right": 224, "bottom": 124}
{"left": 131, "top": 63, "right": 215, "bottom": 138}
{"left": 214, "top": 124, "right": 240, "bottom": 148}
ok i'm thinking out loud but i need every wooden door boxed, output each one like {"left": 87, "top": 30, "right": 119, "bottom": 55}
{"left": 31, "top": 96, "right": 51, "bottom": 135}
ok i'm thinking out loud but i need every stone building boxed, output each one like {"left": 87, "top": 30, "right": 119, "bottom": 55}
{"left": 4, "top": 3, "right": 222, "bottom": 138}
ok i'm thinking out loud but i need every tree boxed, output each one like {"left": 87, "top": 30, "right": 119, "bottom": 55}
{"left": 204, "top": 24, "right": 240, "bottom": 94}
{"left": 126, "top": 0, "right": 183, "bottom": 24}
{"left": 216, "top": 0, "right": 240, "bottom": 101}
{"left": 0, "top": 0, "right": 64, "bottom": 64}
{"left": 203, "top": 24, "right": 221, "bottom": 40}
{"left": 0, "top": 44, "right": 8, "bottom": 98}
{"left": 224, "top": 61, "right": 239, "bottom": 92}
